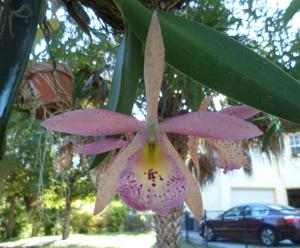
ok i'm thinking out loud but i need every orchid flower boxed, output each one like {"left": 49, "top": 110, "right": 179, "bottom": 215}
{"left": 41, "top": 12, "right": 262, "bottom": 220}
{"left": 188, "top": 96, "right": 260, "bottom": 175}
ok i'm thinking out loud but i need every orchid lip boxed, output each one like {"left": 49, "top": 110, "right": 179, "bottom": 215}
{"left": 117, "top": 133, "right": 187, "bottom": 215}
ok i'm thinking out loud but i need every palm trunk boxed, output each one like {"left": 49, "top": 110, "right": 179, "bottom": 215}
{"left": 6, "top": 195, "right": 17, "bottom": 239}
{"left": 62, "top": 196, "right": 72, "bottom": 239}
{"left": 154, "top": 206, "right": 183, "bottom": 248}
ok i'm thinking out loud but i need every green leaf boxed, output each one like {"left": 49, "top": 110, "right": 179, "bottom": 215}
{"left": 262, "top": 121, "right": 279, "bottom": 152}
{"left": 283, "top": 0, "right": 300, "bottom": 24}
{"left": 89, "top": 28, "right": 143, "bottom": 169}
{"left": 106, "top": 36, "right": 126, "bottom": 112}
{"left": 0, "top": 132, "right": 6, "bottom": 159}
{"left": 34, "top": 18, "right": 60, "bottom": 45}
{"left": 0, "top": 1, "right": 41, "bottom": 160}
{"left": 114, "top": 0, "right": 300, "bottom": 124}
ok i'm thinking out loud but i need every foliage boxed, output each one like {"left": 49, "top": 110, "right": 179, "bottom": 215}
{"left": 98, "top": 200, "right": 128, "bottom": 232}
{"left": 283, "top": 0, "right": 300, "bottom": 24}
{"left": 71, "top": 211, "right": 94, "bottom": 234}
{"left": 124, "top": 211, "right": 153, "bottom": 232}
{"left": 43, "top": 208, "right": 63, "bottom": 236}
{"left": 0, "top": 202, "right": 29, "bottom": 240}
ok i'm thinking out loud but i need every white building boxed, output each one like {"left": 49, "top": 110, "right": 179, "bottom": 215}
{"left": 202, "top": 133, "right": 300, "bottom": 216}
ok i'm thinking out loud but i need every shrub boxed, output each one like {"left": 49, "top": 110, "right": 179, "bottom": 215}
{"left": 71, "top": 211, "right": 93, "bottom": 234}
{"left": 43, "top": 208, "right": 63, "bottom": 236}
{"left": 88, "top": 215, "right": 104, "bottom": 233}
{"left": 124, "top": 211, "right": 153, "bottom": 232}
{"left": 99, "top": 200, "right": 127, "bottom": 232}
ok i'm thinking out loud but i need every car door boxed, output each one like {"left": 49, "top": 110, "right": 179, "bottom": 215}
{"left": 219, "top": 206, "right": 244, "bottom": 239}
{"left": 243, "top": 205, "right": 268, "bottom": 240}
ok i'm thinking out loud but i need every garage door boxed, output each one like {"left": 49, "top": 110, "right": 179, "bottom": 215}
{"left": 231, "top": 188, "right": 275, "bottom": 206}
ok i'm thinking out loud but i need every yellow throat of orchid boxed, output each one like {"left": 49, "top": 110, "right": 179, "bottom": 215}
{"left": 140, "top": 142, "right": 168, "bottom": 187}
{"left": 142, "top": 142, "right": 161, "bottom": 163}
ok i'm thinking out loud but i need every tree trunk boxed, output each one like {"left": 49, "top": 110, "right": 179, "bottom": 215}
{"left": 6, "top": 195, "right": 17, "bottom": 239}
{"left": 154, "top": 206, "right": 183, "bottom": 248}
{"left": 31, "top": 219, "right": 40, "bottom": 237}
{"left": 62, "top": 196, "right": 72, "bottom": 239}
{"left": 29, "top": 203, "right": 41, "bottom": 237}
{"left": 31, "top": 209, "right": 42, "bottom": 237}
{"left": 24, "top": 195, "right": 41, "bottom": 237}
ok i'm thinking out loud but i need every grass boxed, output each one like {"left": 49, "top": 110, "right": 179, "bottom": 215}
{"left": 0, "top": 231, "right": 222, "bottom": 248}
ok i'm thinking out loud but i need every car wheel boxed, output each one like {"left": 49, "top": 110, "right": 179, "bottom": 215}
{"left": 260, "top": 227, "right": 278, "bottom": 246}
{"left": 205, "top": 226, "right": 216, "bottom": 242}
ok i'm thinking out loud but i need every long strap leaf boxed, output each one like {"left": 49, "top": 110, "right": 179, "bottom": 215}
{"left": 283, "top": 0, "right": 300, "bottom": 24}
{"left": 0, "top": 0, "right": 41, "bottom": 159}
{"left": 114, "top": 0, "right": 300, "bottom": 125}
{"left": 89, "top": 28, "right": 143, "bottom": 169}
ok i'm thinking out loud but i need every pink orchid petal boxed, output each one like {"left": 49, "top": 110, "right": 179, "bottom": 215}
{"left": 160, "top": 133, "right": 203, "bottom": 221}
{"left": 41, "top": 109, "right": 143, "bottom": 136}
{"left": 207, "top": 139, "right": 251, "bottom": 174}
{"left": 160, "top": 111, "right": 262, "bottom": 140}
{"left": 220, "top": 105, "right": 260, "bottom": 120}
{"left": 187, "top": 136, "right": 200, "bottom": 179}
{"left": 75, "top": 138, "right": 126, "bottom": 155}
{"left": 94, "top": 133, "right": 144, "bottom": 215}
{"left": 222, "top": 163, "right": 243, "bottom": 174}
{"left": 118, "top": 133, "right": 187, "bottom": 216}
{"left": 144, "top": 12, "right": 165, "bottom": 122}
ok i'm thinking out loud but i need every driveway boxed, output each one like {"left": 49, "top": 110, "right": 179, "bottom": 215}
{"left": 208, "top": 239, "right": 298, "bottom": 248}
{"left": 185, "top": 231, "right": 299, "bottom": 248}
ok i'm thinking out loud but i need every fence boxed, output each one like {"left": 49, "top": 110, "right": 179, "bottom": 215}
{"left": 183, "top": 207, "right": 300, "bottom": 248}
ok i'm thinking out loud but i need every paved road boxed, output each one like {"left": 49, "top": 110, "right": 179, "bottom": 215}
{"left": 185, "top": 231, "right": 300, "bottom": 248}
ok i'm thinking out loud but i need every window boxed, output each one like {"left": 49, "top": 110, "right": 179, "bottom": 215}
{"left": 289, "top": 134, "right": 300, "bottom": 158}
{"left": 287, "top": 189, "right": 300, "bottom": 208}
{"left": 245, "top": 206, "right": 268, "bottom": 217}
{"left": 223, "top": 207, "right": 243, "bottom": 218}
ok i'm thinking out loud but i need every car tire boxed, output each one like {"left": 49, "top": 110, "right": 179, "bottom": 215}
{"left": 205, "top": 226, "right": 216, "bottom": 242}
{"left": 292, "top": 239, "right": 300, "bottom": 244}
{"left": 260, "top": 226, "right": 278, "bottom": 246}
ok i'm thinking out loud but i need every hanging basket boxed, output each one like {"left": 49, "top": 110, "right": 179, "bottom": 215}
{"left": 19, "top": 62, "right": 73, "bottom": 120}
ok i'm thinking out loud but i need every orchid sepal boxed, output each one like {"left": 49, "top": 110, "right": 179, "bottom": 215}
{"left": 93, "top": 133, "right": 143, "bottom": 215}
{"left": 41, "top": 109, "right": 143, "bottom": 136}
{"left": 161, "top": 133, "right": 203, "bottom": 221}
{"left": 144, "top": 11, "right": 165, "bottom": 123}
{"left": 220, "top": 105, "right": 260, "bottom": 120}
{"left": 160, "top": 111, "right": 262, "bottom": 140}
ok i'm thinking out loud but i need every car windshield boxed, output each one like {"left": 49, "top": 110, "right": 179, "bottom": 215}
{"left": 267, "top": 204, "right": 299, "bottom": 214}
